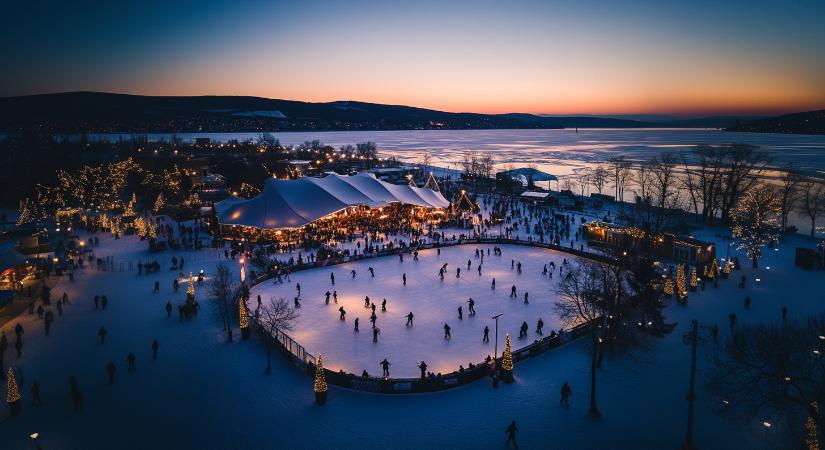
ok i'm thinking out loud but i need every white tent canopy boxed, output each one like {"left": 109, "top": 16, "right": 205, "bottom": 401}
{"left": 215, "top": 173, "right": 449, "bottom": 230}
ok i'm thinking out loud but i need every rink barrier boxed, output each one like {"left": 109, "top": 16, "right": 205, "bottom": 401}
{"left": 247, "top": 237, "right": 610, "bottom": 394}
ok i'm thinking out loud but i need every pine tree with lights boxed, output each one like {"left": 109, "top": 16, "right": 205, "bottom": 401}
{"left": 500, "top": 334, "right": 514, "bottom": 383}
{"left": 16, "top": 198, "right": 37, "bottom": 226}
{"left": 153, "top": 193, "right": 165, "bottom": 213}
{"left": 663, "top": 278, "right": 674, "bottom": 298}
{"left": 7, "top": 368, "right": 21, "bottom": 416}
{"left": 239, "top": 300, "right": 250, "bottom": 339}
{"left": 676, "top": 263, "right": 687, "bottom": 300}
{"left": 710, "top": 259, "right": 720, "bottom": 280}
{"left": 186, "top": 272, "right": 195, "bottom": 301}
{"left": 124, "top": 194, "right": 137, "bottom": 217}
{"left": 314, "top": 354, "right": 328, "bottom": 404}
{"left": 689, "top": 267, "right": 698, "bottom": 292}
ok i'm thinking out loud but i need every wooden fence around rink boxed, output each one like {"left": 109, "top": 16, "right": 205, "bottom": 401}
{"left": 246, "top": 237, "right": 612, "bottom": 394}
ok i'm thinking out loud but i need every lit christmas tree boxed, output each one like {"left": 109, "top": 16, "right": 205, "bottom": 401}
{"left": 124, "top": 194, "right": 137, "bottom": 217}
{"left": 16, "top": 198, "right": 37, "bottom": 226}
{"left": 663, "top": 278, "right": 674, "bottom": 297}
{"left": 314, "top": 354, "right": 328, "bottom": 404}
{"left": 7, "top": 368, "right": 21, "bottom": 416}
{"left": 676, "top": 263, "right": 687, "bottom": 299}
{"left": 239, "top": 300, "right": 250, "bottom": 339}
{"left": 186, "top": 272, "right": 195, "bottom": 301}
{"left": 709, "top": 259, "right": 720, "bottom": 279}
{"left": 500, "top": 334, "right": 514, "bottom": 382}
{"left": 153, "top": 193, "right": 165, "bottom": 213}
{"left": 689, "top": 267, "right": 698, "bottom": 291}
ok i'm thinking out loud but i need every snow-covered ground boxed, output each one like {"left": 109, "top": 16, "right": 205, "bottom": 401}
{"left": 252, "top": 244, "right": 578, "bottom": 377}
{"left": 0, "top": 219, "right": 822, "bottom": 449}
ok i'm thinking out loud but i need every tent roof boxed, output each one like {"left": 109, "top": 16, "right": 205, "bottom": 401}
{"left": 0, "top": 241, "right": 28, "bottom": 271}
{"left": 216, "top": 172, "right": 449, "bottom": 230}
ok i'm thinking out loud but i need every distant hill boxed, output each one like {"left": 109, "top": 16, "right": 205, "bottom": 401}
{"left": 0, "top": 91, "right": 792, "bottom": 133}
{"left": 0, "top": 92, "right": 560, "bottom": 133}
{"left": 725, "top": 109, "right": 825, "bottom": 135}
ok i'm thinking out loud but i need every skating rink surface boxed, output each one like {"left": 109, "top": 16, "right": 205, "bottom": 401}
{"left": 251, "top": 244, "right": 580, "bottom": 377}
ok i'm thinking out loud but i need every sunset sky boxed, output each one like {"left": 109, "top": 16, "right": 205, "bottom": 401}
{"left": 3, "top": 0, "right": 825, "bottom": 116}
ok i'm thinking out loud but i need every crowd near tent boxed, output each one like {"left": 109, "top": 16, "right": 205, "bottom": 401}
{"left": 214, "top": 173, "right": 449, "bottom": 230}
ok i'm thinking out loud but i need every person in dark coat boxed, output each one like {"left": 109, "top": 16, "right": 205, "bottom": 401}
{"left": 418, "top": 361, "right": 427, "bottom": 380}
{"left": 505, "top": 421, "right": 519, "bottom": 448}
{"left": 560, "top": 382, "right": 572, "bottom": 407}
{"left": 106, "top": 362, "right": 116, "bottom": 384}
{"left": 380, "top": 358, "right": 391, "bottom": 377}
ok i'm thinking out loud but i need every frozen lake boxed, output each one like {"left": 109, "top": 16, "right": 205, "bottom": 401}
{"left": 251, "top": 244, "right": 579, "bottom": 378}
{"left": 81, "top": 128, "right": 825, "bottom": 178}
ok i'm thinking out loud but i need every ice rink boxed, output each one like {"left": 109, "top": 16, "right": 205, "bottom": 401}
{"left": 251, "top": 244, "right": 580, "bottom": 377}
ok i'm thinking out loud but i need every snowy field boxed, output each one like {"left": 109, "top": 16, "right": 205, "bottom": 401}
{"left": 0, "top": 223, "right": 823, "bottom": 449}
{"left": 252, "top": 244, "right": 578, "bottom": 377}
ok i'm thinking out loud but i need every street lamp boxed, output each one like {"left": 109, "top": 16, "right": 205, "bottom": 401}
{"left": 492, "top": 313, "right": 503, "bottom": 361}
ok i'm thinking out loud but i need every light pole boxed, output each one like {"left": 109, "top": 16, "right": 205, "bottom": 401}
{"left": 682, "top": 319, "right": 709, "bottom": 450}
{"left": 492, "top": 313, "right": 503, "bottom": 360}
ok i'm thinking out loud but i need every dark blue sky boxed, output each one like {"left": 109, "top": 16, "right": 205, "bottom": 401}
{"left": 3, "top": 0, "right": 824, "bottom": 115}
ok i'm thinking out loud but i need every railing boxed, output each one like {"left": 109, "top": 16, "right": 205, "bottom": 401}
{"left": 245, "top": 237, "right": 610, "bottom": 394}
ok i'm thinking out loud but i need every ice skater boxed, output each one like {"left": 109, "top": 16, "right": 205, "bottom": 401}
{"left": 406, "top": 312, "right": 414, "bottom": 326}
{"left": 491, "top": 278, "right": 496, "bottom": 289}
{"left": 458, "top": 306, "right": 463, "bottom": 320}
{"left": 467, "top": 298, "right": 475, "bottom": 315}
{"left": 368, "top": 267, "right": 374, "bottom": 277}
{"left": 510, "top": 285, "right": 517, "bottom": 298}
{"left": 370, "top": 312, "right": 377, "bottom": 328}
{"left": 443, "top": 323, "right": 451, "bottom": 339}
{"left": 354, "top": 318, "right": 360, "bottom": 332}
{"left": 330, "top": 273, "right": 335, "bottom": 285}
{"left": 418, "top": 361, "right": 427, "bottom": 380}
{"left": 364, "top": 296, "right": 371, "bottom": 308}
{"left": 403, "top": 273, "right": 407, "bottom": 285}
{"left": 519, "top": 321, "right": 528, "bottom": 338}
{"left": 536, "top": 318, "right": 544, "bottom": 335}
{"left": 351, "top": 269, "right": 356, "bottom": 278}
{"left": 381, "top": 298, "right": 387, "bottom": 312}
{"left": 380, "top": 358, "right": 391, "bottom": 377}
{"left": 333, "top": 291, "right": 338, "bottom": 303}
{"left": 483, "top": 325, "right": 490, "bottom": 342}
{"left": 339, "top": 306, "right": 346, "bottom": 320}
{"left": 373, "top": 327, "right": 381, "bottom": 343}
{"left": 523, "top": 292, "right": 529, "bottom": 304}
{"left": 325, "top": 291, "right": 331, "bottom": 305}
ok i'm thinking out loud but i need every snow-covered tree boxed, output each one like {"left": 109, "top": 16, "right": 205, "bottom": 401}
{"left": 732, "top": 185, "right": 781, "bottom": 268}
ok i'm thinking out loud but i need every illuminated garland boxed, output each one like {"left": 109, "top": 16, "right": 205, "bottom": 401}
{"left": 501, "top": 334, "right": 514, "bottom": 371}
{"left": 314, "top": 354, "right": 328, "bottom": 393}
{"left": 7, "top": 368, "right": 20, "bottom": 403}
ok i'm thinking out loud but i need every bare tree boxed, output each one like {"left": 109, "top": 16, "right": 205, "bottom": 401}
{"left": 718, "top": 144, "right": 769, "bottom": 224}
{"left": 608, "top": 156, "right": 632, "bottom": 202}
{"left": 419, "top": 152, "right": 433, "bottom": 181}
{"left": 732, "top": 184, "right": 782, "bottom": 268}
{"left": 777, "top": 164, "right": 804, "bottom": 232}
{"left": 589, "top": 166, "right": 609, "bottom": 195}
{"left": 799, "top": 180, "right": 825, "bottom": 237}
{"left": 260, "top": 297, "right": 299, "bottom": 374}
{"left": 555, "top": 260, "right": 605, "bottom": 417}
{"left": 650, "top": 153, "right": 678, "bottom": 210}
{"left": 632, "top": 162, "right": 655, "bottom": 204}
{"left": 707, "top": 314, "right": 825, "bottom": 448}
{"left": 209, "top": 263, "right": 236, "bottom": 342}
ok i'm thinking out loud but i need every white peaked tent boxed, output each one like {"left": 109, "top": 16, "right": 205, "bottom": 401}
{"left": 215, "top": 173, "right": 449, "bottom": 230}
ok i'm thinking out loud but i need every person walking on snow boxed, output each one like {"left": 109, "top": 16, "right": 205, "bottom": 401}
{"left": 560, "top": 382, "right": 572, "bottom": 407}
{"left": 505, "top": 421, "right": 519, "bottom": 449}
